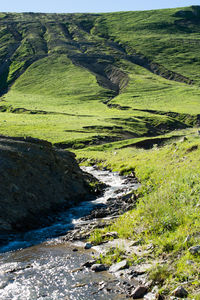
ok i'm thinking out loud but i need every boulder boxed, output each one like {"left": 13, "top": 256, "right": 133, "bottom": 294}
{"left": 189, "top": 245, "right": 200, "bottom": 255}
{"left": 91, "top": 264, "right": 107, "bottom": 272}
{"left": 84, "top": 243, "right": 92, "bottom": 249}
{"left": 82, "top": 259, "right": 96, "bottom": 268}
{"left": 172, "top": 286, "right": 188, "bottom": 298}
{"left": 131, "top": 285, "right": 148, "bottom": 299}
{"left": 0, "top": 274, "right": 11, "bottom": 289}
{"left": 109, "top": 260, "right": 128, "bottom": 273}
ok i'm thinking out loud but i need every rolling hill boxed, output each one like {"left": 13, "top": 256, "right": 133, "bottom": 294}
{"left": 0, "top": 6, "right": 200, "bottom": 298}
{"left": 0, "top": 6, "right": 200, "bottom": 147}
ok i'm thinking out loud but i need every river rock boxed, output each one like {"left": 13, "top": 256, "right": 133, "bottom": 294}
{"left": 189, "top": 245, "right": 200, "bottom": 255}
{"left": 172, "top": 286, "right": 188, "bottom": 298}
{"left": 103, "top": 231, "right": 119, "bottom": 239}
{"left": 84, "top": 242, "right": 92, "bottom": 249}
{"left": 91, "top": 264, "right": 107, "bottom": 272}
{"left": 0, "top": 274, "right": 11, "bottom": 289}
{"left": 180, "top": 136, "right": 187, "bottom": 142}
{"left": 130, "top": 239, "right": 144, "bottom": 246}
{"left": 0, "top": 135, "right": 98, "bottom": 239}
{"left": 82, "top": 259, "right": 96, "bottom": 268}
{"left": 131, "top": 285, "right": 148, "bottom": 299}
{"left": 155, "top": 293, "right": 165, "bottom": 300}
{"left": 129, "top": 263, "right": 152, "bottom": 277}
{"left": 109, "top": 260, "right": 128, "bottom": 273}
{"left": 72, "top": 248, "right": 78, "bottom": 252}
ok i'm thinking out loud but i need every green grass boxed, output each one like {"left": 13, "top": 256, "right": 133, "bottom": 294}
{"left": 110, "top": 60, "right": 200, "bottom": 114}
{"left": 1, "top": 55, "right": 192, "bottom": 144}
{"left": 0, "top": 8, "right": 200, "bottom": 297}
{"left": 79, "top": 129, "right": 200, "bottom": 297}
{"left": 97, "top": 6, "right": 200, "bottom": 84}
{"left": 0, "top": 8, "right": 200, "bottom": 145}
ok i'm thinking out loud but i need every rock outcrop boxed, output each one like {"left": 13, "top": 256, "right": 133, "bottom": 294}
{"left": 0, "top": 135, "right": 96, "bottom": 240}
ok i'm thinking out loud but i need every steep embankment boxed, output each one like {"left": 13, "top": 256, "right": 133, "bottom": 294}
{"left": 0, "top": 135, "right": 97, "bottom": 239}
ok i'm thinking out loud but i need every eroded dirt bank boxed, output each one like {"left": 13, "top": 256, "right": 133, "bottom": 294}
{"left": 0, "top": 135, "right": 98, "bottom": 241}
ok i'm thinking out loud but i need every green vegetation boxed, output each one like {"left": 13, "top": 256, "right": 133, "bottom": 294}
{"left": 0, "top": 7, "right": 200, "bottom": 145}
{"left": 0, "top": 7, "right": 200, "bottom": 297}
{"left": 96, "top": 247, "right": 127, "bottom": 266}
{"left": 99, "top": 6, "right": 200, "bottom": 84}
{"left": 79, "top": 130, "right": 200, "bottom": 297}
{"left": 110, "top": 61, "right": 200, "bottom": 114}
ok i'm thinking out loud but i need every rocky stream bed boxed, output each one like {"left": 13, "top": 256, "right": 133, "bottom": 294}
{"left": 0, "top": 166, "right": 185, "bottom": 299}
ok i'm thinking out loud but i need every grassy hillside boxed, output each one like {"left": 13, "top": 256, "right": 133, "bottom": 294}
{"left": 98, "top": 6, "right": 200, "bottom": 83}
{"left": 0, "top": 7, "right": 200, "bottom": 297}
{"left": 0, "top": 8, "right": 200, "bottom": 145}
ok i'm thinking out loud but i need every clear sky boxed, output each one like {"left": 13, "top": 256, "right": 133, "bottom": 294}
{"left": 0, "top": 0, "right": 199, "bottom": 13}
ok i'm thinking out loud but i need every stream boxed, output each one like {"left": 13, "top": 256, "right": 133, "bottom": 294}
{"left": 0, "top": 167, "right": 139, "bottom": 300}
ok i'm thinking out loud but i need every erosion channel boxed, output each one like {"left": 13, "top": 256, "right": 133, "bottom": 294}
{"left": 0, "top": 166, "right": 139, "bottom": 300}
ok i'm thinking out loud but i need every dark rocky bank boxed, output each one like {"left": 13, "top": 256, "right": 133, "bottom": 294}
{"left": 0, "top": 135, "right": 99, "bottom": 242}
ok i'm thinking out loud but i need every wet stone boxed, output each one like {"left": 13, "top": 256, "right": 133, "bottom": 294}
{"left": 84, "top": 242, "right": 92, "bottom": 249}
{"left": 70, "top": 267, "right": 84, "bottom": 273}
{"left": 82, "top": 259, "right": 96, "bottom": 268}
{"left": 109, "top": 260, "right": 128, "bottom": 273}
{"left": 0, "top": 274, "right": 12, "bottom": 289}
{"left": 131, "top": 285, "right": 148, "bottom": 299}
{"left": 72, "top": 248, "right": 78, "bottom": 252}
{"left": 173, "top": 286, "right": 188, "bottom": 298}
{"left": 129, "top": 264, "right": 152, "bottom": 277}
{"left": 91, "top": 264, "right": 107, "bottom": 272}
{"left": 189, "top": 245, "right": 200, "bottom": 255}
{"left": 98, "top": 281, "right": 106, "bottom": 291}
{"left": 156, "top": 294, "right": 165, "bottom": 300}
{"left": 103, "top": 231, "right": 119, "bottom": 239}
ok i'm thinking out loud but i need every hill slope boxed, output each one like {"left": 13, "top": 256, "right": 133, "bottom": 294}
{"left": 0, "top": 8, "right": 200, "bottom": 298}
{"left": 0, "top": 7, "right": 200, "bottom": 147}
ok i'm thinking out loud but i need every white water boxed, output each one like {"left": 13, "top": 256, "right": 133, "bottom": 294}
{"left": 0, "top": 167, "right": 139, "bottom": 300}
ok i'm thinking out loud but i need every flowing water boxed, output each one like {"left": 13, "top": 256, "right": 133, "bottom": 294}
{"left": 0, "top": 167, "right": 139, "bottom": 300}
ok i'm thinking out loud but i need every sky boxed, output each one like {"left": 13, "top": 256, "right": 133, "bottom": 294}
{"left": 0, "top": 0, "right": 199, "bottom": 13}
